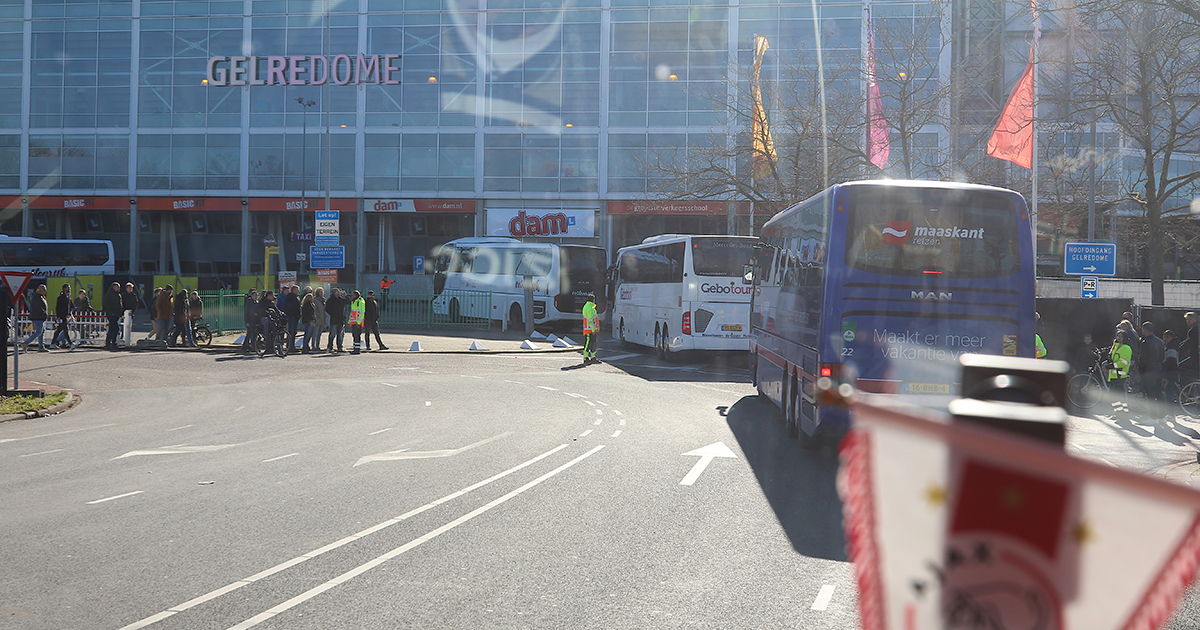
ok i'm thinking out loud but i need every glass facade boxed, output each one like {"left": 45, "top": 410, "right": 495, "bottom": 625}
{"left": 0, "top": 0, "right": 954, "bottom": 277}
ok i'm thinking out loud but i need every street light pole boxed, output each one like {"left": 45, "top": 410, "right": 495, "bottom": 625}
{"left": 296, "top": 97, "right": 316, "bottom": 275}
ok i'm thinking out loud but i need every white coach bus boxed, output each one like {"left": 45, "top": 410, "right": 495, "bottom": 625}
{"left": 610, "top": 234, "right": 756, "bottom": 360}
{"left": 431, "top": 237, "right": 608, "bottom": 330}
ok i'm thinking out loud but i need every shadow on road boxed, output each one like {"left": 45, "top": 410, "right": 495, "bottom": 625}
{"left": 724, "top": 395, "right": 847, "bottom": 562}
{"left": 600, "top": 345, "right": 753, "bottom": 384}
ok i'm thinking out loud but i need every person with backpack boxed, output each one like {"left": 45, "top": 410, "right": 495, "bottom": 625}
{"left": 53, "top": 284, "right": 74, "bottom": 349}
{"left": 325, "top": 288, "right": 347, "bottom": 353}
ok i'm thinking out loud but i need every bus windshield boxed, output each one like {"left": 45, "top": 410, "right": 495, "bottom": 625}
{"left": 691, "top": 238, "right": 756, "bottom": 276}
{"left": 843, "top": 187, "right": 1021, "bottom": 278}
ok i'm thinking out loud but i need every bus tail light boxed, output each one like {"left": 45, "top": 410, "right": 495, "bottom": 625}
{"left": 682, "top": 311, "right": 692, "bottom": 335}
{"left": 819, "top": 363, "right": 840, "bottom": 378}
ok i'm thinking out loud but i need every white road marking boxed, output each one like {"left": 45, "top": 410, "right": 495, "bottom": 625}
{"left": 680, "top": 442, "right": 738, "bottom": 486}
{"left": 460, "top": 375, "right": 484, "bottom": 380}
{"left": 115, "top": 444, "right": 237, "bottom": 459}
{"left": 537, "top": 386, "right": 558, "bottom": 391}
{"left": 583, "top": 400, "right": 596, "bottom": 406}
{"left": 619, "top": 418, "right": 627, "bottom": 426}
{"left": 0, "top": 423, "right": 117, "bottom": 444}
{"left": 87, "top": 490, "right": 144, "bottom": 505}
{"left": 19, "top": 448, "right": 63, "bottom": 458}
{"left": 595, "top": 409, "right": 603, "bottom": 415}
{"left": 263, "top": 453, "right": 298, "bottom": 463}
{"left": 593, "top": 419, "right": 602, "bottom": 425}
{"left": 600, "top": 352, "right": 638, "bottom": 362}
{"left": 611, "top": 430, "right": 622, "bottom": 438}
{"left": 613, "top": 410, "right": 622, "bottom": 416}
{"left": 379, "top": 382, "right": 398, "bottom": 388}
{"left": 503, "top": 380, "right": 525, "bottom": 385}
{"left": 579, "top": 430, "right": 593, "bottom": 437}
{"left": 227, "top": 445, "right": 606, "bottom": 630}
{"left": 810, "top": 584, "right": 836, "bottom": 611}
{"left": 368, "top": 428, "right": 393, "bottom": 435}
{"left": 596, "top": 400, "right": 610, "bottom": 406}
{"left": 233, "top": 405, "right": 246, "bottom": 412}
{"left": 355, "top": 431, "right": 513, "bottom": 466}
{"left": 566, "top": 392, "right": 588, "bottom": 399}
{"left": 119, "top": 444, "right": 573, "bottom": 630}
{"left": 166, "top": 425, "right": 193, "bottom": 432}
{"left": 425, "top": 401, "right": 431, "bottom": 406}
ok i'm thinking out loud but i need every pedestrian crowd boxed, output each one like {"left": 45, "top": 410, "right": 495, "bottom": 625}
{"left": 1066, "top": 309, "right": 1200, "bottom": 420}
{"left": 240, "top": 285, "right": 387, "bottom": 355}
{"left": 15, "top": 282, "right": 143, "bottom": 353}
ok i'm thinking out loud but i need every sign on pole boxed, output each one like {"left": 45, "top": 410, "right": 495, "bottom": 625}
{"left": 316, "top": 269, "right": 338, "bottom": 283}
{"left": 0, "top": 271, "right": 33, "bottom": 302}
{"left": 413, "top": 256, "right": 425, "bottom": 275}
{"left": 262, "top": 234, "right": 277, "bottom": 247}
{"left": 315, "top": 210, "right": 340, "bottom": 246}
{"left": 1063, "top": 242, "right": 1117, "bottom": 276}
{"left": 309, "top": 246, "right": 345, "bottom": 269}
{"left": 1082, "top": 276, "right": 1098, "bottom": 299}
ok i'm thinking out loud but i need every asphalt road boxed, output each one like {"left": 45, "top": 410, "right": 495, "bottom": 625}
{"left": 4, "top": 339, "right": 1200, "bottom": 629}
{"left": 0, "top": 342, "right": 855, "bottom": 629}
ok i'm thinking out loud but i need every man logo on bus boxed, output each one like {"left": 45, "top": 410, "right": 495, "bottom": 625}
{"left": 881, "top": 221, "right": 911, "bottom": 245}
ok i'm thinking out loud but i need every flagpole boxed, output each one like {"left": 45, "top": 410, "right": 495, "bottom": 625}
{"left": 1031, "top": 1, "right": 1040, "bottom": 245}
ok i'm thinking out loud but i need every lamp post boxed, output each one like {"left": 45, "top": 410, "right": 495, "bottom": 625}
{"left": 296, "top": 97, "right": 316, "bottom": 274}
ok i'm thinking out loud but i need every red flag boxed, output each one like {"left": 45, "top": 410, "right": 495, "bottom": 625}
{"left": 751, "top": 36, "right": 776, "bottom": 180}
{"left": 986, "top": 61, "right": 1035, "bottom": 169}
{"left": 865, "top": 8, "right": 889, "bottom": 168}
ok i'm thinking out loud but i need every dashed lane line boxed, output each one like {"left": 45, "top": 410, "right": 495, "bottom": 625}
{"left": 0, "top": 423, "right": 118, "bottom": 444}
{"left": 118, "top": 443, "right": 573, "bottom": 630}
{"left": 611, "top": 430, "right": 622, "bottom": 438}
{"left": 166, "top": 425, "right": 193, "bottom": 432}
{"left": 263, "top": 453, "right": 298, "bottom": 463}
{"left": 379, "top": 382, "right": 398, "bottom": 388}
{"left": 87, "top": 491, "right": 144, "bottom": 505}
{"left": 810, "top": 584, "right": 836, "bottom": 611}
{"left": 19, "top": 448, "right": 63, "bottom": 458}
{"left": 579, "top": 430, "right": 593, "bottom": 437}
{"left": 368, "top": 428, "right": 393, "bottom": 435}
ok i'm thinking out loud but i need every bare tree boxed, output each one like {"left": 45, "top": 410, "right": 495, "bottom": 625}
{"left": 1064, "top": 0, "right": 1200, "bottom": 303}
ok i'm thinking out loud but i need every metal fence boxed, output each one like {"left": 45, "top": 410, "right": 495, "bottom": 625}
{"left": 197, "top": 289, "right": 492, "bottom": 332}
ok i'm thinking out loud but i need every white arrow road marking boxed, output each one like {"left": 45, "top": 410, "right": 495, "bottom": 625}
{"left": 810, "top": 584, "right": 836, "bottom": 610}
{"left": 354, "top": 431, "right": 513, "bottom": 466}
{"left": 679, "top": 442, "right": 737, "bottom": 486}
{"left": 115, "top": 444, "right": 237, "bottom": 458}
{"left": 113, "top": 428, "right": 312, "bottom": 459}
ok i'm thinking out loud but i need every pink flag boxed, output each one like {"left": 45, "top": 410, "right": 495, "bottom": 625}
{"left": 866, "top": 8, "right": 889, "bottom": 169}
{"left": 840, "top": 400, "right": 1200, "bottom": 630}
{"left": 986, "top": 60, "right": 1035, "bottom": 169}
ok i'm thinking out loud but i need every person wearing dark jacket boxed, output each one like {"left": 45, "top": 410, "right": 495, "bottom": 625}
{"left": 21, "top": 284, "right": 50, "bottom": 352}
{"left": 282, "top": 285, "right": 301, "bottom": 352}
{"left": 1138, "top": 321, "right": 1165, "bottom": 403}
{"left": 325, "top": 289, "right": 347, "bottom": 352}
{"left": 102, "top": 281, "right": 123, "bottom": 349}
{"left": 364, "top": 290, "right": 387, "bottom": 351}
{"left": 168, "top": 289, "right": 194, "bottom": 347}
{"left": 52, "top": 284, "right": 73, "bottom": 349}
{"left": 300, "top": 288, "right": 316, "bottom": 353}
{"left": 242, "top": 288, "right": 259, "bottom": 352}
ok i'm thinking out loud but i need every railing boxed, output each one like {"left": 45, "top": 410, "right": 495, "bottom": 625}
{"left": 197, "top": 289, "right": 492, "bottom": 332}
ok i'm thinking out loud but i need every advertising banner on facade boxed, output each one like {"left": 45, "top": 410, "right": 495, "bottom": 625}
{"left": 365, "top": 199, "right": 477, "bottom": 213}
{"left": 486, "top": 209, "right": 595, "bottom": 238}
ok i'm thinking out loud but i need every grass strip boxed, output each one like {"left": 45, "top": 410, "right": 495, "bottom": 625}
{"left": 0, "top": 391, "right": 67, "bottom": 415}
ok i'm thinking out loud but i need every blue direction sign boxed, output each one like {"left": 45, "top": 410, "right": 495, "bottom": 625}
{"left": 308, "top": 245, "right": 345, "bottom": 269}
{"left": 1081, "top": 276, "right": 1098, "bottom": 299}
{"left": 1063, "top": 242, "right": 1117, "bottom": 276}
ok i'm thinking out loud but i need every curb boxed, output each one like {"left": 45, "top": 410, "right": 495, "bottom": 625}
{"left": 0, "top": 390, "right": 79, "bottom": 424}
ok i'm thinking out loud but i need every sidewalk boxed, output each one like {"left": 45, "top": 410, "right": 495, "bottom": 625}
{"left": 206, "top": 327, "right": 586, "bottom": 354}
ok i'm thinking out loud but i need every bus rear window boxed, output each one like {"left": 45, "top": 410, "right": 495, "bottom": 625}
{"left": 691, "top": 238, "right": 756, "bottom": 276}
{"left": 844, "top": 188, "right": 1022, "bottom": 278}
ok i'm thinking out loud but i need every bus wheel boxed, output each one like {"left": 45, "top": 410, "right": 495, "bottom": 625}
{"left": 660, "top": 326, "right": 672, "bottom": 362}
{"left": 785, "top": 375, "right": 800, "bottom": 439}
{"left": 509, "top": 303, "right": 524, "bottom": 329}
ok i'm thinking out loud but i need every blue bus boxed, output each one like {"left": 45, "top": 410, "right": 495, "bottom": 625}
{"left": 748, "top": 180, "right": 1036, "bottom": 444}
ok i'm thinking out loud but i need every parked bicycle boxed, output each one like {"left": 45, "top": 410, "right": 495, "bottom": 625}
{"left": 1178, "top": 377, "right": 1200, "bottom": 417}
{"left": 1067, "top": 347, "right": 1121, "bottom": 409}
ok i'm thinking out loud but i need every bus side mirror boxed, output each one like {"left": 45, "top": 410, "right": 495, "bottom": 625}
{"left": 743, "top": 264, "right": 755, "bottom": 285}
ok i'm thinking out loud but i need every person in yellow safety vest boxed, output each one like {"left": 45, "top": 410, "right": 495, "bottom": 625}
{"left": 1035, "top": 334, "right": 1047, "bottom": 358}
{"left": 581, "top": 293, "right": 599, "bottom": 363}
{"left": 348, "top": 289, "right": 366, "bottom": 355}
{"left": 1108, "top": 331, "right": 1133, "bottom": 395}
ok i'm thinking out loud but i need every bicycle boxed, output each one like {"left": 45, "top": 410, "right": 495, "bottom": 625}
{"left": 254, "top": 312, "right": 289, "bottom": 358}
{"left": 1067, "top": 348, "right": 1118, "bottom": 409}
{"left": 1178, "top": 374, "right": 1200, "bottom": 418}
{"left": 191, "top": 318, "right": 213, "bottom": 347}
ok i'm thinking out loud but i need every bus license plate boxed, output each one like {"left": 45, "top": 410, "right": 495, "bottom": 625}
{"left": 722, "top": 324, "right": 743, "bottom": 331}
{"left": 905, "top": 382, "right": 952, "bottom": 395}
